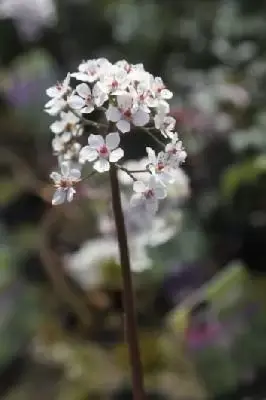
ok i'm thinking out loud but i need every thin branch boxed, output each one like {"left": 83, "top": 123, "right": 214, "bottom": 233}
{"left": 68, "top": 107, "right": 108, "bottom": 130}
{"left": 81, "top": 170, "right": 97, "bottom": 181}
{"left": 144, "top": 127, "right": 165, "bottom": 148}
{"left": 116, "top": 164, "right": 138, "bottom": 181}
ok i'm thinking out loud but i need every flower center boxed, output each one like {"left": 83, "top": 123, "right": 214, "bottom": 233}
{"left": 58, "top": 178, "right": 72, "bottom": 189}
{"left": 65, "top": 123, "right": 74, "bottom": 131}
{"left": 156, "top": 162, "right": 165, "bottom": 171}
{"left": 56, "top": 82, "right": 63, "bottom": 91}
{"left": 145, "top": 189, "right": 154, "bottom": 199}
{"left": 99, "top": 145, "right": 109, "bottom": 157}
{"left": 111, "top": 80, "right": 118, "bottom": 89}
{"left": 123, "top": 109, "right": 132, "bottom": 120}
{"left": 86, "top": 95, "right": 92, "bottom": 104}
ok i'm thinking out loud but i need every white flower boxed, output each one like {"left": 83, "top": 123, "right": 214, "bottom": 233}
{"left": 147, "top": 76, "right": 173, "bottom": 108}
{"left": 154, "top": 114, "right": 176, "bottom": 138}
{"left": 65, "top": 235, "right": 152, "bottom": 290}
{"left": 71, "top": 59, "right": 110, "bottom": 83}
{"left": 45, "top": 73, "right": 71, "bottom": 106}
{"left": 68, "top": 82, "right": 108, "bottom": 114}
{"left": 45, "top": 97, "right": 66, "bottom": 116}
{"left": 106, "top": 94, "right": 149, "bottom": 133}
{"left": 50, "top": 162, "right": 81, "bottom": 205}
{"left": 131, "top": 82, "right": 152, "bottom": 114}
{"left": 50, "top": 111, "right": 82, "bottom": 140}
{"left": 79, "top": 132, "right": 124, "bottom": 172}
{"left": 146, "top": 147, "right": 174, "bottom": 184}
{"left": 99, "top": 65, "right": 129, "bottom": 95}
{"left": 165, "top": 133, "right": 187, "bottom": 167}
{"left": 130, "top": 175, "right": 167, "bottom": 215}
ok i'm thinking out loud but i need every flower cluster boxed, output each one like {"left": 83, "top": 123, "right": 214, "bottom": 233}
{"left": 46, "top": 58, "right": 187, "bottom": 214}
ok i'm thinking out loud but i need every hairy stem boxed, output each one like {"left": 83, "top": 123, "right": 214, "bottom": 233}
{"left": 109, "top": 164, "right": 145, "bottom": 400}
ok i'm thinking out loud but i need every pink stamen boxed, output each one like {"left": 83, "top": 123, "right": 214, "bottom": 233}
{"left": 111, "top": 80, "right": 118, "bottom": 89}
{"left": 156, "top": 162, "right": 164, "bottom": 171}
{"left": 99, "top": 145, "right": 109, "bottom": 156}
{"left": 123, "top": 109, "right": 132, "bottom": 119}
{"left": 145, "top": 189, "right": 154, "bottom": 199}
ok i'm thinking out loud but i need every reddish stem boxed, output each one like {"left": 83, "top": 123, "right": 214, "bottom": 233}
{"left": 109, "top": 164, "right": 145, "bottom": 400}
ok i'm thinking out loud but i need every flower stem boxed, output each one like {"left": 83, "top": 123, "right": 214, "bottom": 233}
{"left": 109, "top": 164, "right": 145, "bottom": 400}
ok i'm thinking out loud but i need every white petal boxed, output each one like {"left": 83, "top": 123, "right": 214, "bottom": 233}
{"left": 50, "top": 120, "right": 65, "bottom": 134}
{"left": 68, "top": 95, "right": 85, "bottom": 110}
{"left": 71, "top": 72, "right": 90, "bottom": 82}
{"left": 93, "top": 82, "right": 108, "bottom": 106}
{"left": 117, "top": 119, "right": 130, "bottom": 133}
{"left": 161, "top": 89, "right": 173, "bottom": 99}
{"left": 146, "top": 198, "right": 158, "bottom": 214}
{"left": 146, "top": 147, "right": 156, "bottom": 164}
{"left": 154, "top": 186, "right": 167, "bottom": 199}
{"left": 82, "top": 104, "right": 94, "bottom": 114}
{"left": 93, "top": 158, "right": 110, "bottom": 173}
{"left": 70, "top": 169, "right": 81, "bottom": 180}
{"left": 61, "top": 162, "right": 70, "bottom": 177}
{"left": 130, "top": 193, "right": 143, "bottom": 207}
{"left": 50, "top": 172, "right": 61, "bottom": 184}
{"left": 67, "top": 187, "right": 76, "bottom": 202}
{"left": 46, "top": 86, "right": 60, "bottom": 98}
{"left": 88, "top": 134, "right": 104, "bottom": 148}
{"left": 76, "top": 83, "right": 91, "bottom": 99}
{"left": 117, "top": 94, "right": 132, "bottom": 110}
{"left": 106, "top": 106, "right": 121, "bottom": 122}
{"left": 79, "top": 146, "right": 98, "bottom": 163}
{"left": 52, "top": 188, "right": 66, "bottom": 205}
{"left": 61, "top": 132, "right": 72, "bottom": 143}
{"left": 133, "top": 180, "right": 146, "bottom": 193}
{"left": 109, "top": 148, "right": 124, "bottom": 162}
{"left": 133, "top": 109, "right": 149, "bottom": 126}
{"left": 106, "top": 132, "right": 120, "bottom": 150}
{"left": 147, "top": 175, "right": 157, "bottom": 189}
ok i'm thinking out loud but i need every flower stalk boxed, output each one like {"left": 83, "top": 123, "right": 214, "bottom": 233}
{"left": 109, "top": 163, "right": 145, "bottom": 400}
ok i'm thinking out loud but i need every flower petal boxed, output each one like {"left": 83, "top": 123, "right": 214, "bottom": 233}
{"left": 146, "top": 147, "right": 156, "bottom": 164}
{"left": 70, "top": 169, "right": 81, "bottom": 180}
{"left": 133, "top": 109, "right": 149, "bottom": 126}
{"left": 106, "top": 106, "right": 121, "bottom": 122}
{"left": 76, "top": 83, "right": 91, "bottom": 99}
{"left": 88, "top": 134, "right": 104, "bottom": 148}
{"left": 67, "top": 187, "right": 76, "bottom": 202}
{"left": 82, "top": 104, "right": 94, "bottom": 114}
{"left": 50, "top": 172, "right": 61, "bottom": 184}
{"left": 93, "top": 158, "right": 110, "bottom": 173}
{"left": 50, "top": 120, "right": 65, "bottom": 134}
{"left": 46, "top": 86, "right": 60, "bottom": 98}
{"left": 133, "top": 180, "right": 146, "bottom": 193}
{"left": 106, "top": 132, "right": 120, "bottom": 150}
{"left": 130, "top": 193, "right": 143, "bottom": 207}
{"left": 52, "top": 188, "right": 66, "bottom": 205}
{"left": 161, "top": 89, "right": 173, "bottom": 99}
{"left": 117, "top": 119, "right": 130, "bottom": 133}
{"left": 72, "top": 71, "right": 92, "bottom": 81}
{"left": 146, "top": 198, "right": 158, "bottom": 214}
{"left": 68, "top": 95, "right": 85, "bottom": 110}
{"left": 154, "top": 186, "right": 167, "bottom": 199}
{"left": 109, "top": 148, "right": 124, "bottom": 162}
{"left": 79, "top": 146, "right": 98, "bottom": 163}
{"left": 61, "top": 162, "right": 70, "bottom": 177}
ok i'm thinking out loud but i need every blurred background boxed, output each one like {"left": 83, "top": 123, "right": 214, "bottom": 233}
{"left": 1, "top": 0, "right": 266, "bottom": 399}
